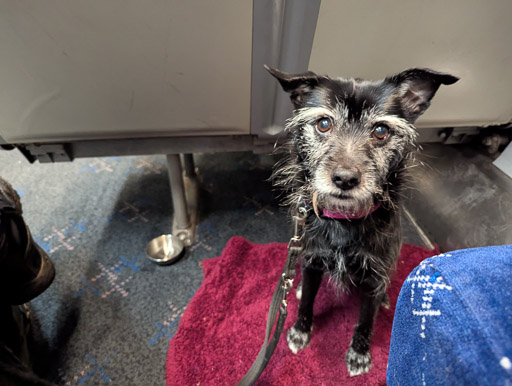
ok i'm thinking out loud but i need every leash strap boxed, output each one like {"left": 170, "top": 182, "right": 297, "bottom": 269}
{"left": 238, "top": 206, "right": 308, "bottom": 386}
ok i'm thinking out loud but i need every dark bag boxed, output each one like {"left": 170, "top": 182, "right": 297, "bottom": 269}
{"left": 0, "top": 178, "right": 55, "bottom": 305}
{"left": 0, "top": 177, "right": 56, "bottom": 385}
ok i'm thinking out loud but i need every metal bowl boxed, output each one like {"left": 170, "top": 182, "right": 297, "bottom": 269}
{"left": 145, "top": 234, "right": 184, "bottom": 265}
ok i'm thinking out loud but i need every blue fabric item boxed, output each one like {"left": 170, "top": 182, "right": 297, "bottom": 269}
{"left": 387, "top": 245, "right": 512, "bottom": 386}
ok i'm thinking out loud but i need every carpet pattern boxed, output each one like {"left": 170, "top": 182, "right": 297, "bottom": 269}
{"left": 166, "top": 237, "right": 436, "bottom": 385}
{"left": 0, "top": 148, "right": 426, "bottom": 384}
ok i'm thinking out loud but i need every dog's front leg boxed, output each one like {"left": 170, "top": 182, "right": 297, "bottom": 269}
{"left": 345, "top": 288, "right": 386, "bottom": 376}
{"left": 287, "top": 265, "right": 323, "bottom": 354}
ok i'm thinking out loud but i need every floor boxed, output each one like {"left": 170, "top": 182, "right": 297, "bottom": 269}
{"left": 0, "top": 148, "right": 425, "bottom": 385}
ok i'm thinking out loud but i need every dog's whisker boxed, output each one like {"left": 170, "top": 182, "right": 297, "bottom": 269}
{"left": 312, "top": 191, "right": 321, "bottom": 219}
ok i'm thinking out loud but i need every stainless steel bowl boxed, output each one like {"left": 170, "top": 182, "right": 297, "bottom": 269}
{"left": 145, "top": 234, "right": 184, "bottom": 265}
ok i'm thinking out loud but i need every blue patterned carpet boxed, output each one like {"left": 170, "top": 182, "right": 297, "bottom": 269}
{"left": 0, "top": 148, "right": 423, "bottom": 385}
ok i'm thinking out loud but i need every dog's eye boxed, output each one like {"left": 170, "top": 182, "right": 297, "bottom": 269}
{"left": 372, "top": 125, "right": 390, "bottom": 140}
{"left": 316, "top": 118, "right": 333, "bottom": 133}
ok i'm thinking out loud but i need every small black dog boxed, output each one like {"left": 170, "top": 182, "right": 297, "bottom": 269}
{"left": 267, "top": 66, "right": 458, "bottom": 376}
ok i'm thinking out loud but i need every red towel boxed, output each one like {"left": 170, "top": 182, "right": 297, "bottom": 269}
{"left": 167, "top": 236, "right": 435, "bottom": 385}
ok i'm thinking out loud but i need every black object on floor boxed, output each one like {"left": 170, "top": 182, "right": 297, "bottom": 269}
{"left": 0, "top": 176, "right": 56, "bottom": 385}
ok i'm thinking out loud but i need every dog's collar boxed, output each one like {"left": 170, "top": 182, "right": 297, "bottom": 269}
{"left": 322, "top": 203, "right": 381, "bottom": 220}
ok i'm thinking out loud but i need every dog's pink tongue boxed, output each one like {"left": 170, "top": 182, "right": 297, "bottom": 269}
{"left": 322, "top": 204, "right": 380, "bottom": 220}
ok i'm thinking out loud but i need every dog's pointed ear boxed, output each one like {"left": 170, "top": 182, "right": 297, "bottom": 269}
{"left": 388, "top": 68, "right": 459, "bottom": 122}
{"left": 265, "top": 65, "right": 320, "bottom": 108}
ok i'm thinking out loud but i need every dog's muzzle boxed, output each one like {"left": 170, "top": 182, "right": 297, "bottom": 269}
{"left": 331, "top": 166, "right": 362, "bottom": 191}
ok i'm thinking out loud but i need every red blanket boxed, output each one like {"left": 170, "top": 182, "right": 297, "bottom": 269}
{"left": 167, "top": 236, "right": 435, "bottom": 385}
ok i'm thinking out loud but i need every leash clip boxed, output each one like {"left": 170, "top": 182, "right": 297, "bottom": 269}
{"left": 281, "top": 273, "right": 294, "bottom": 292}
{"left": 287, "top": 236, "right": 302, "bottom": 251}
{"left": 288, "top": 204, "right": 308, "bottom": 250}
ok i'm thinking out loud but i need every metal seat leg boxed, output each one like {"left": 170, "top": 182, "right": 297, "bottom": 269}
{"left": 146, "top": 154, "right": 199, "bottom": 265}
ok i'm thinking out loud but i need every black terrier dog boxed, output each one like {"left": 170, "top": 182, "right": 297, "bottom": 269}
{"left": 267, "top": 66, "right": 458, "bottom": 376}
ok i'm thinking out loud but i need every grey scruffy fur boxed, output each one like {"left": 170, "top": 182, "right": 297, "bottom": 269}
{"left": 267, "top": 65, "right": 458, "bottom": 376}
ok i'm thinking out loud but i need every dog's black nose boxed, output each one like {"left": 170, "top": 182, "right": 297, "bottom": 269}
{"left": 331, "top": 167, "right": 361, "bottom": 190}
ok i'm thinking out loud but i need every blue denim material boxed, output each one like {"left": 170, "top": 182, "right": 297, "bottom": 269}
{"left": 387, "top": 245, "right": 512, "bottom": 386}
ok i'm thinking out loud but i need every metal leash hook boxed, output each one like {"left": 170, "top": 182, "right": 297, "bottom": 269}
{"left": 282, "top": 204, "right": 308, "bottom": 310}
{"left": 287, "top": 204, "right": 308, "bottom": 251}
{"left": 281, "top": 274, "right": 294, "bottom": 291}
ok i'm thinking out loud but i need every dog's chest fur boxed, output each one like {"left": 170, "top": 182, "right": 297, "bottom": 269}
{"left": 301, "top": 209, "right": 401, "bottom": 292}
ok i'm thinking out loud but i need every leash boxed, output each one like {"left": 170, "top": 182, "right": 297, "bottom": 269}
{"left": 238, "top": 204, "right": 308, "bottom": 386}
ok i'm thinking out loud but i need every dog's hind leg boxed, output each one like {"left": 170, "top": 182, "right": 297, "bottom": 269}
{"left": 345, "top": 288, "right": 386, "bottom": 376}
{"left": 287, "top": 265, "right": 323, "bottom": 354}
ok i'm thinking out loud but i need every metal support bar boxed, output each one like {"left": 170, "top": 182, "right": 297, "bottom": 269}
{"left": 67, "top": 135, "right": 272, "bottom": 159}
{"left": 146, "top": 154, "right": 199, "bottom": 265}
{"left": 167, "top": 154, "right": 190, "bottom": 230}
{"left": 250, "top": 0, "right": 321, "bottom": 138}
{"left": 146, "top": 154, "right": 199, "bottom": 264}
{"left": 182, "top": 154, "right": 196, "bottom": 178}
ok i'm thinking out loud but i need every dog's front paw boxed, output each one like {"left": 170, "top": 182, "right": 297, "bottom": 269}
{"left": 345, "top": 347, "right": 372, "bottom": 376}
{"left": 286, "top": 326, "right": 311, "bottom": 354}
